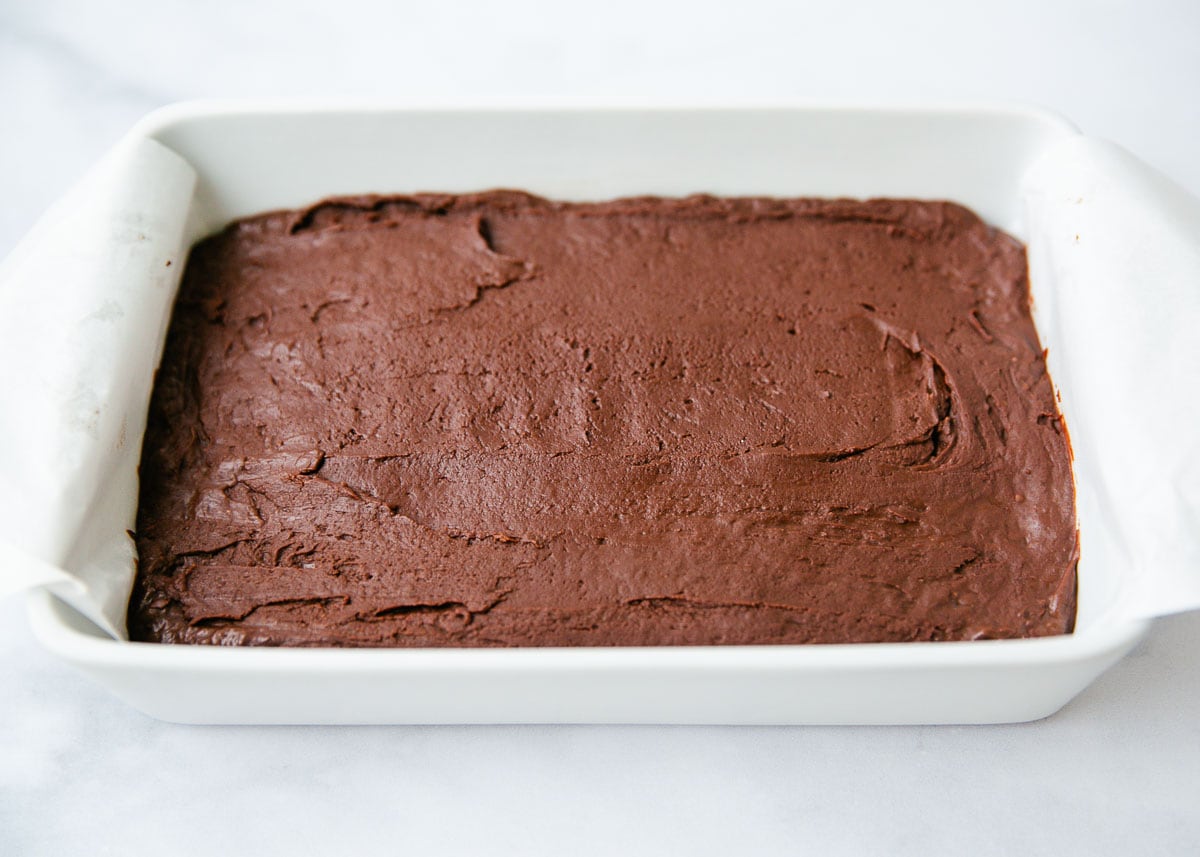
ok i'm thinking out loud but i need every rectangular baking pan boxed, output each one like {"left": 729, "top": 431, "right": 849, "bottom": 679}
{"left": 26, "top": 103, "right": 1152, "bottom": 724}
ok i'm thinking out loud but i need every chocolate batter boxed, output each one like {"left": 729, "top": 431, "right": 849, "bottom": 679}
{"left": 128, "top": 192, "right": 1077, "bottom": 646}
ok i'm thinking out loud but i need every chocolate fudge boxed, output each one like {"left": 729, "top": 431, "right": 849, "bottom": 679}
{"left": 128, "top": 192, "right": 1078, "bottom": 646}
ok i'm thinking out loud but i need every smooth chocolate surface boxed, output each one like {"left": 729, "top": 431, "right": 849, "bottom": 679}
{"left": 129, "top": 192, "right": 1077, "bottom": 646}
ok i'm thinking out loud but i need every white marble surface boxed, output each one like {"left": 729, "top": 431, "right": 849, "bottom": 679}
{"left": 2, "top": 1, "right": 1199, "bottom": 853}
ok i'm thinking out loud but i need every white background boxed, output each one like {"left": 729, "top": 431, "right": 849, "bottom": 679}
{"left": 2, "top": 1, "right": 1199, "bottom": 853}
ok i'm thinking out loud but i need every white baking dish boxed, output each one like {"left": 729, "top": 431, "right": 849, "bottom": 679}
{"left": 22, "top": 103, "right": 1159, "bottom": 724}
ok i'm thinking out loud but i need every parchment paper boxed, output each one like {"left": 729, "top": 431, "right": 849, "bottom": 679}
{"left": 0, "top": 138, "right": 196, "bottom": 638}
{"left": 1023, "top": 137, "right": 1200, "bottom": 624}
{"left": 0, "top": 130, "right": 1195, "bottom": 639}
